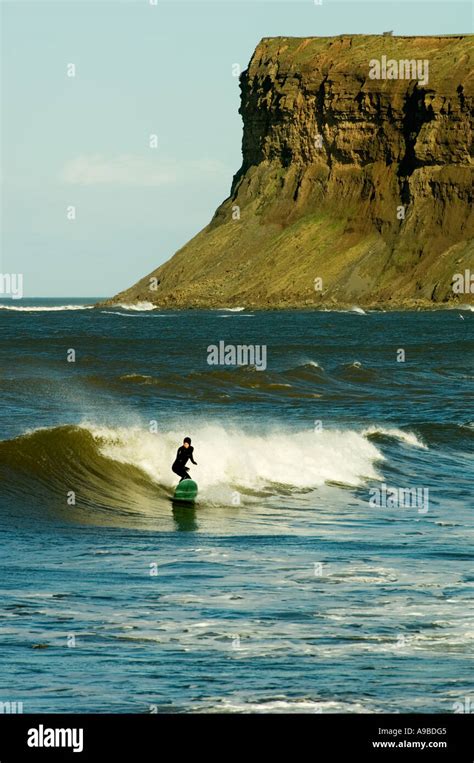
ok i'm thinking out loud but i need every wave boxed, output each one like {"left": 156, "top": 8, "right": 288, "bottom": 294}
{"left": 453, "top": 304, "right": 474, "bottom": 312}
{"left": 405, "top": 422, "right": 474, "bottom": 451}
{"left": 100, "top": 311, "right": 162, "bottom": 318}
{"left": 81, "top": 367, "right": 311, "bottom": 401}
{"left": 116, "top": 302, "right": 156, "bottom": 311}
{"left": 0, "top": 304, "right": 93, "bottom": 312}
{"left": 0, "top": 423, "right": 384, "bottom": 512}
{"left": 336, "top": 361, "right": 377, "bottom": 383}
{"left": 363, "top": 426, "right": 427, "bottom": 449}
{"left": 364, "top": 422, "right": 474, "bottom": 451}
{"left": 87, "top": 359, "right": 383, "bottom": 399}
{"left": 122, "top": 364, "right": 330, "bottom": 398}
{"left": 320, "top": 306, "right": 366, "bottom": 314}
{"left": 290, "top": 360, "right": 324, "bottom": 370}
{"left": 94, "top": 423, "right": 383, "bottom": 489}
{"left": 207, "top": 698, "right": 372, "bottom": 713}
{"left": 0, "top": 425, "right": 163, "bottom": 515}
{"left": 284, "top": 361, "right": 327, "bottom": 382}
{"left": 119, "top": 374, "right": 154, "bottom": 383}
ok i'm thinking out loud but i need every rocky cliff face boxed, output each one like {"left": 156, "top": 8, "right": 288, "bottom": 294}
{"left": 105, "top": 35, "right": 474, "bottom": 309}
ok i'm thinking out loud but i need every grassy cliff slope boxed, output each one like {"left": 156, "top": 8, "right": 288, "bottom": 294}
{"left": 104, "top": 35, "right": 474, "bottom": 309}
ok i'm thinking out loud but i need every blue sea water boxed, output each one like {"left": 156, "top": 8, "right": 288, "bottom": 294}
{"left": 0, "top": 298, "right": 472, "bottom": 713}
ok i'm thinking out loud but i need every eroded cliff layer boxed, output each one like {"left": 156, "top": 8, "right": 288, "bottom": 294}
{"left": 106, "top": 35, "right": 474, "bottom": 309}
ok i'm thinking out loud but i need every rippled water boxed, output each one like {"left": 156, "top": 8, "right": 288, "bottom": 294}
{"left": 0, "top": 300, "right": 472, "bottom": 712}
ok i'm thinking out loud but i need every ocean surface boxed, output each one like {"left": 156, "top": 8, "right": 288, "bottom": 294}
{"left": 0, "top": 298, "right": 472, "bottom": 713}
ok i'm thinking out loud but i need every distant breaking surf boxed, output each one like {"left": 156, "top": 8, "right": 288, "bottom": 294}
{"left": 117, "top": 302, "right": 156, "bottom": 311}
{"left": 0, "top": 304, "right": 94, "bottom": 312}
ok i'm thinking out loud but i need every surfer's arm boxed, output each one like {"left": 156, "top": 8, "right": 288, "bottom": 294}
{"left": 190, "top": 449, "right": 197, "bottom": 465}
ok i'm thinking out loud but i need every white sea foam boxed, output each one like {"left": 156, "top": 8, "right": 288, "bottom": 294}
{"left": 320, "top": 307, "right": 366, "bottom": 314}
{"left": 100, "top": 310, "right": 162, "bottom": 317}
{"left": 117, "top": 301, "right": 156, "bottom": 311}
{"left": 0, "top": 304, "right": 93, "bottom": 312}
{"left": 207, "top": 698, "right": 373, "bottom": 713}
{"left": 82, "top": 422, "right": 383, "bottom": 491}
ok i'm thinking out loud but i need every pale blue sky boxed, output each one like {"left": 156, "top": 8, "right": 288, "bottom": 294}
{"left": 2, "top": 0, "right": 472, "bottom": 297}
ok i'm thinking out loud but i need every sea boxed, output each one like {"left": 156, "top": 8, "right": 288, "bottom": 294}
{"left": 0, "top": 298, "right": 472, "bottom": 713}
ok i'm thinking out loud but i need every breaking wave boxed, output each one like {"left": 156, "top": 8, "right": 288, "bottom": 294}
{"left": 0, "top": 423, "right": 384, "bottom": 512}
{"left": 117, "top": 302, "right": 156, "bottom": 311}
{"left": 0, "top": 304, "right": 94, "bottom": 312}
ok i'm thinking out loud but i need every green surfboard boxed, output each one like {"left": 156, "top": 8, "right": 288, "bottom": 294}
{"left": 173, "top": 479, "right": 198, "bottom": 503}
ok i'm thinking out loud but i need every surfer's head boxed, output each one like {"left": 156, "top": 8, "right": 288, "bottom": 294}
{"left": 183, "top": 437, "right": 191, "bottom": 448}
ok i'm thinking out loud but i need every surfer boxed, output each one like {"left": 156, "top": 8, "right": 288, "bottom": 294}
{"left": 172, "top": 437, "right": 197, "bottom": 482}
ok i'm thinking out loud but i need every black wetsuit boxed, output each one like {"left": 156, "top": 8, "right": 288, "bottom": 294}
{"left": 172, "top": 445, "right": 197, "bottom": 482}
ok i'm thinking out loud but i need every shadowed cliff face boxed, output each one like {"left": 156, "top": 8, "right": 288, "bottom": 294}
{"left": 105, "top": 35, "right": 474, "bottom": 309}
